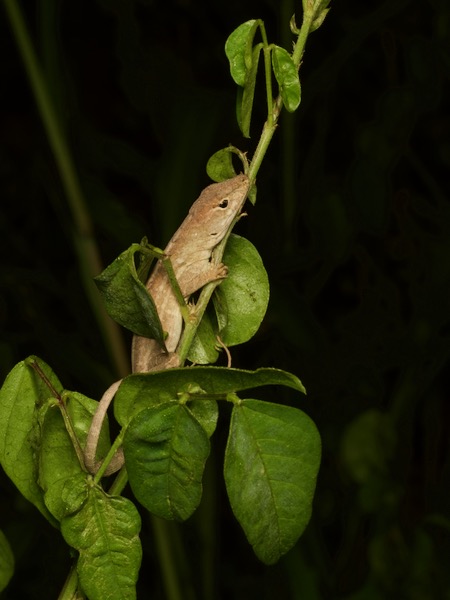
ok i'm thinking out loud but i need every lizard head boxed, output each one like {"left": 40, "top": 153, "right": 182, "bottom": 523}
{"left": 193, "top": 174, "right": 250, "bottom": 246}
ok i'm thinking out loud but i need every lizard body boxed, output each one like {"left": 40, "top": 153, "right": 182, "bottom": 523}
{"left": 131, "top": 173, "right": 250, "bottom": 372}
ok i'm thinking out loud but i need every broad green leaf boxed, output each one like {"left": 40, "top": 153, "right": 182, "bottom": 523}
{"left": 225, "top": 20, "right": 261, "bottom": 86}
{"left": 215, "top": 234, "right": 269, "bottom": 346}
{"left": 0, "top": 530, "right": 14, "bottom": 593}
{"left": 0, "top": 357, "right": 62, "bottom": 523}
{"left": 224, "top": 399, "right": 321, "bottom": 564}
{"left": 186, "top": 235, "right": 269, "bottom": 360}
{"left": 61, "top": 486, "right": 141, "bottom": 600}
{"left": 114, "top": 367, "right": 306, "bottom": 427}
{"left": 94, "top": 242, "right": 166, "bottom": 346}
{"left": 272, "top": 46, "right": 301, "bottom": 113}
{"left": 124, "top": 403, "right": 210, "bottom": 520}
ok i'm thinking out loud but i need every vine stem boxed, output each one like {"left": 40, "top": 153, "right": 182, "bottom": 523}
{"left": 259, "top": 22, "right": 274, "bottom": 127}
{"left": 3, "top": 0, "right": 129, "bottom": 378}
{"left": 57, "top": 564, "right": 83, "bottom": 600}
{"left": 248, "top": 9, "right": 315, "bottom": 184}
{"left": 178, "top": 9, "right": 318, "bottom": 364}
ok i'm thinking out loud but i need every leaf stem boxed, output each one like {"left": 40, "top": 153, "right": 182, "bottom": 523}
{"left": 292, "top": 11, "right": 315, "bottom": 68}
{"left": 259, "top": 23, "right": 274, "bottom": 127}
{"left": 151, "top": 518, "right": 187, "bottom": 600}
{"left": 57, "top": 564, "right": 82, "bottom": 600}
{"left": 59, "top": 394, "right": 89, "bottom": 473}
{"left": 108, "top": 465, "right": 129, "bottom": 496}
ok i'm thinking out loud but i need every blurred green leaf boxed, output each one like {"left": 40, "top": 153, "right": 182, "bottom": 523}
{"left": 340, "top": 409, "right": 396, "bottom": 484}
{"left": 0, "top": 530, "right": 14, "bottom": 593}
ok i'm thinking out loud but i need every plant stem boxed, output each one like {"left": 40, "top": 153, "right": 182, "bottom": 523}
{"left": 93, "top": 429, "right": 125, "bottom": 483}
{"left": 177, "top": 9, "right": 318, "bottom": 360}
{"left": 151, "top": 518, "right": 186, "bottom": 600}
{"left": 3, "top": 0, "right": 129, "bottom": 379}
{"left": 175, "top": 206, "right": 245, "bottom": 365}
{"left": 248, "top": 8, "right": 315, "bottom": 184}
{"left": 292, "top": 11, "right": 314, "bottom": 67}
{"left": 259, "top": 23, "right": 274, "bottom": 127}
{"left": 57, "top": 564, "right": 82, "bottom": 600}
{"left": 108, "top": 465, "right": 129, "bottom": 496}
{"left": 248, "top": 97, "right": 283, "bottom": 183}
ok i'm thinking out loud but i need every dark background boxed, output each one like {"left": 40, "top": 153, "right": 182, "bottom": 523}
{"left": 1, "top": 0, "right": 450, "bottom": 598}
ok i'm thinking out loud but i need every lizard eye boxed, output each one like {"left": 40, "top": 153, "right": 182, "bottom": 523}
{"left": 219, "top": 198, "right": 229, "bottom": 208}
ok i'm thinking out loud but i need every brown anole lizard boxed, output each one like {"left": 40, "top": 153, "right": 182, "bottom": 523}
{"left": 84, "top": 173, "right": 250, "bottom": 475}
{"left": 132, "top": 173, "right": 250, "bottom": 372}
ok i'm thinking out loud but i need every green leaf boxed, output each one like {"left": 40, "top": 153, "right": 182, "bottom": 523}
{"left": 205, "top": 150, "right": 256, "bottom": 205}
{"left": 216, "top": 234, "right": 269, "bottom": 346}
{"left": 0, "top": 357, "right": 62, "bottom": 523}
{"left": 311, "top": 7, "right": 330, "bottom": 31}
{"left": 187, "top": 311, "right": 220, "bottom": 365}
{"left": 124, "top": 403, "right": 210, "bottom": 521}
{"left": 39, "top": 391, "right": 115, "bottom": 521}
{"left": 271, "top": 46, "right": 301, "bottom": 113}
{"left": 0, "top": 530, "right": 14, "bottom": 593}
{"left": 224, "top": 20, "right": 264, "bottom": 136}
{"left": 114, "top": 367, "right": 306, "bottom": 427}
{"left": 225, "top": 20, "right": 261, "bottom": 86}
{"left": 290, "top": 14, "right": 300, "bottom": 35}
{"left": 39, "top": 405, "right": 88, "bottom": 521}
{"left": 94, "top": 243, "right": 166, "bottom": 346}
{"left": 224, "top": 399, "right": 321, "bottom": 564}
{"left": 61, "top": 486, "right": 142, "bottom": 600}
{"left": 186, "top": 235, "right": 269, "bottom": 360}
{"left": 188, "top": 399, "right": 219, "bottom": 439}
{"left": 206, "top": 148, "right": 236, "bottom": 182}
{"left": 206, "top": 147, "right": 243, "bottom": 182}
{"left": 302, "top": 0, "right": 331, "bottom": 31}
